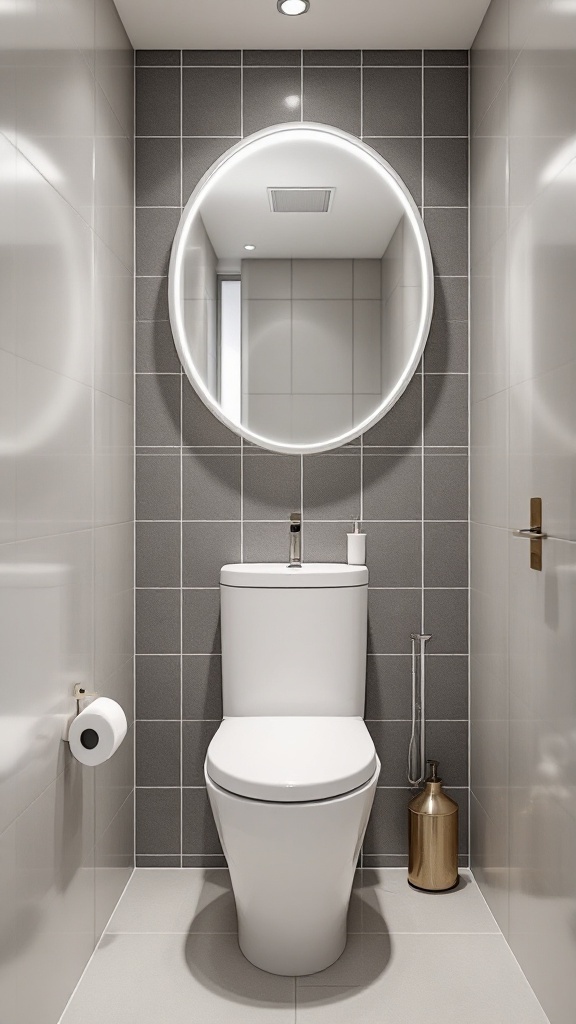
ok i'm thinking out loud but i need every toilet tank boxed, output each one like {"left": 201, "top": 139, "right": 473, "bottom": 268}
{"left": 220, "top": 563, "right": 369, "bottom": 717}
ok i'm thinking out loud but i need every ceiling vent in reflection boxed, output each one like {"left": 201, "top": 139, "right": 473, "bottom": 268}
{"left": 267, "top": 187, "right": 334, "bottom": 213}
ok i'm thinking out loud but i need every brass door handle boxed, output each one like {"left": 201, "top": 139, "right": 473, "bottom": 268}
{"left": 514, "top": 499, "right": 545, "bottom": 570}
{"left": 512, "top": 527, "right": 548, "bottom": 540}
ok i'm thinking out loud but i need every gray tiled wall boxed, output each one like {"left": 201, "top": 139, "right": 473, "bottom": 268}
{"left": 135, "top": 49, "right": 469, "bottom": 867}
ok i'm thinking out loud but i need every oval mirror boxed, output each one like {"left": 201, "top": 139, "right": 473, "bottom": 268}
{"left": 169, "top": 122, "right": 433, "bottom": 454}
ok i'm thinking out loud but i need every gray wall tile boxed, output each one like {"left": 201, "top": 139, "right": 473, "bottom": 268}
{"left": 136, "top": 374, "right": 180, "bottom": 446}
{"left": 136, "top": 589, "right": 181, "bottom": 654}
{"left": 367, "top": 720, "right": 412, "bottom": 784}
{"left": 424, "top": 588, "right": 468, "bottom": 653}
{"left": 182, "top": 789, "right": 223, "bottom": 854}
{"left": 424, "top": 318, "right": 469, "bottom": 374}
{"left": 182, "top": 854, "right": 228, "bottom": 867}
{"left": 136, "top": 321, "right": 180, "bottom": 373}
{"left": 136, "top": 655, "right": 181, "bottom": 719}
{"left": 433, "top": 276, "right": 469, "bottom": 321}
{"left": 136, "top": 455, "right": 181, "bottom": 520}
{"left": 243, "top": 521, "right": 289, "bottom": 562}
{"left": 424, "top": 208, "right": 468, "bottom": 276}
{"left": 182, "top": 137, "right": 238, "bottom": 201}
{"left": 363, "top": 454, "right": 421, "bottom": 520}
{"left": 182, "top": 721, "right": 220, "bottom": 784}
{"left": 182, "top": 382, "right": 240, "bottom": 446}
{"left": 136, "top": 208, "right": 181, "bottom": 276}
{"left": 303, "top": 67, "right": 361, "bottom": 134}
{"left": 363, "top": 50, "right": 421, "bottom": 66}
{"left": 365, "top": 522, "right": 422, "bottom": 587}
{"left": 426, "top": 655, "right": 468, "bottom": 719}
{"left": 183, "top": 454, "right": 241, "bottom": 520}
{"left": 243, "top": 67, "right": 301, "bottom": 134}
{"left": 136, "top": 721, "right": 181, "bottom": 786}
{"left": 303, "top": 454, "right": 361, "bottom": 521}
{"left": 136, "top": 521, "right": 181, "bottom": 587}
{"left": 365, "top": 137, "right": 422, "bottom": 205}
{"left": 183, "top": 589, "right": 221, "bottom": 654}
{"left": 424, "top": 521, "right": 469, "bottom": 587}
{"left": 136, "top": 50, "right": 181, "bottom": 66}
{"left": 136, "top": 855, "right": 182, "bottom": 866}
{"left": 183, "top": 50, "right": 241, "bottom": 65}
{"left": 136, "top": 137, "right": 181, "bottom": 207}
{"left": 135, "top": 50, "right": 470, "bottom": 861}
{"left": 424, "top": 454, "right": 468, "bottom": 520}
{"left": 424, "top": 375, "right": 468, "bottom": 446}
{"left": 136, "top": 789, "right": 181, "bottom": 854}
{"left": 365, "top": 655, "right": 412, "bottom": 719}
{"left": 182, "top": 68, "right": 241, "bottom": 135}
{"left": 363, "top": 68, "right": 421, "bottom": 135}
{"left": 304, "top": 50, "right": 360, "bottom": 66}
{"left": 368, "top": 589, "right": 422, "bottom": 654}
{"left": 424, "top": 67, "right": 469, "bottom": 136}
{"left": 243, "top": 454, "right": 301, "bottom": 520}
{"left": 303, "top": 522, "right": 348, "bottom": 563}
{"left": 424, "top": 50, "right": 468, "bottom": 66}
{"left": 182, "top": 656, "right": 223, "bottom": 719}
{"left": 243, "top": 49, "right": 300, "bottom": 65}
{"left": 182, "top": 522, "right": 241, "bottom": 586}
{"left": 363, "top": 376, "right": 422, "bottom": 447}
{"left": 136, "top": 68, "right": 180, "bottom": 136}
{"left": 424, "top": 137, "right": 468, "bottom": 207}
{"left": 426, "top": 720, "right": 469, "bottom": 785}
{"left": 136, "top": 276, "right": 169, "bottom": 321}
{"left": 363, "top": 788, "right": 412, "bottom": 854}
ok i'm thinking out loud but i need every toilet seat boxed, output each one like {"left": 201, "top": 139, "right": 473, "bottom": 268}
{"left": 206, "top": 716, "right": 377, "bottom": 802}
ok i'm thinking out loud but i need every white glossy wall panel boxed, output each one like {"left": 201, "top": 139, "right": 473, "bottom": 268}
{"left": 471, "top": 2, "right": 576, "bottom": 1020}
{"left": 0, "top": 2, "right": 134, "bottom": 1021}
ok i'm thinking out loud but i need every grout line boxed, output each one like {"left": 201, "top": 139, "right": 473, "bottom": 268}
{"left": 136, "top": 717, "right": 468, "bottom": 723}
{"left": 240, "top": 49, "right": 244, "bottom": 138}
{"left": 300, "top": 49, "right": 304, "bottom": 121}
{"left": 132, "top": 46, "right": 137, "bottom": 874}
{"left": 467, "top": 45, "right": 472, "bottom": 871}
{"left": 134, "top": 203, "right": 468, "bottom": 211}
{"left": 179, "top": 55, "right": 184, "bottom": 870}
{"left": 240, "top": 437, "right": 244, "bottom": 562}
{"left": 136, "top": 63, "right": 468, "bottom": 70}
{"left": 360, "top": 48, "right": 364, "bottom": 138}
{"left": 57, "top": 869, "right": 136, "bottom": 1021}
{"left": 421, "top": 47, "right": 425, "bottom": 639}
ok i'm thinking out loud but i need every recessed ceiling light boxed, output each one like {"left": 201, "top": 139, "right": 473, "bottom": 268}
{"left": 277, "top": 0, "right": 310, "bottom": 16}
{"left": 244, "top": 244, "right": 256, "bottom": 251}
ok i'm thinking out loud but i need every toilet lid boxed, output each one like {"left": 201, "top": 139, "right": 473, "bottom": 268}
{"left": 206, "top": 717, "right": 378, "bottom": 802}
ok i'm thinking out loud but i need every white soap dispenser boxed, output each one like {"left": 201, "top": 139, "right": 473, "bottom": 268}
{"left": 347, "top": 519, "right": 366, "bottom": 566}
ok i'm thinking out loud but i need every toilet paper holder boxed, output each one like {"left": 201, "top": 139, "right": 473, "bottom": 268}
{"left": 63, "top": 684, "right": 99, "bottom": 742}
{"left": 72, "top": 683, "right": 98, "bottom": 702}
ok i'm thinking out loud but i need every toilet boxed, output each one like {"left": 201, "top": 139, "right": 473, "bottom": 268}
{"left": 205, "top": 562, "right": 380, "bottom": 977}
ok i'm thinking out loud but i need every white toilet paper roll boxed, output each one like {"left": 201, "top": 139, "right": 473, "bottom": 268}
{"left": 68, "top": 697, "right": 127, "bottom": 766}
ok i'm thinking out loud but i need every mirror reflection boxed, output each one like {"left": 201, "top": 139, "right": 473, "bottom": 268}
{"left": 170, "top": 124, "right": 433, "bottom": 452}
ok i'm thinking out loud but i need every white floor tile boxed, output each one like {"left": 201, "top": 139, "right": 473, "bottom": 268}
{"left": 61, "top": 869, "right": 549, "bottom": 1024}
{"left": 348, "top": 868, "right": 500, "bottom": 934}
{"left": 296, "top": 935, "right": 549, "bottom": 1023}
{"left": 107, "top": 867, "right": 237, "bottom": 933}
{"left": 60, "top": 932, "right": 295, "bottom": 1024}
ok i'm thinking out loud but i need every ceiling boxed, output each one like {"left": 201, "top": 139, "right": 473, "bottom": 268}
{"left": 115, "top": 0, "right": 491, "bottom": 51}
{"left": 197, "top": 132, "right": 405, "bottom": 261}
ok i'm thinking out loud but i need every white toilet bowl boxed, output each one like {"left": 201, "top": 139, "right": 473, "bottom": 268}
{"left": 205, "top": 715, "right": 380, "bottom": 976}
{"left": 208, "top": 563, "right": 379, "bottom": 976}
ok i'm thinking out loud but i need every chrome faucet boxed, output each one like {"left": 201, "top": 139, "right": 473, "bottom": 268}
{"left": 288, "top": 512, "right": 302, "bottom": 567}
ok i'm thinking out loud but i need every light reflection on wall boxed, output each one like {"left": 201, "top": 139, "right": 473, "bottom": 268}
{"left": 0, "top": 134, "right": 85, "bottom": 456}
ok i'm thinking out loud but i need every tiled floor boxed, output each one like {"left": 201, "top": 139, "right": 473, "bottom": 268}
{"left": 59, "top": 868, "right": 549, "bottom": 1023}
